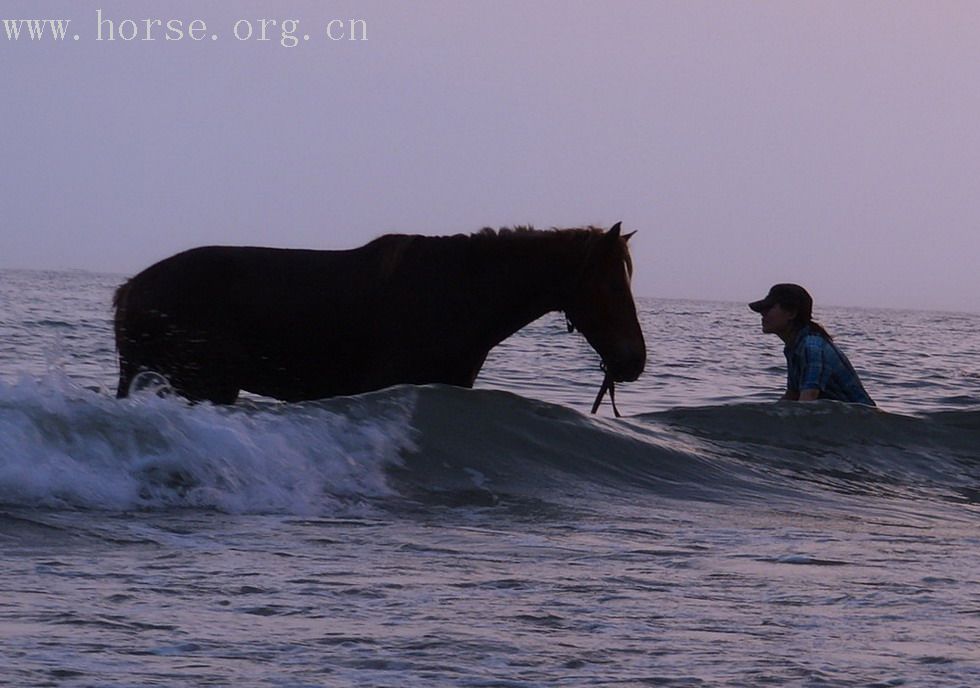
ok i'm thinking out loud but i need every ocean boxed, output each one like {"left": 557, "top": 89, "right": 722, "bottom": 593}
{"left": 1, "top": 268, "right": 979, "bottom": 687}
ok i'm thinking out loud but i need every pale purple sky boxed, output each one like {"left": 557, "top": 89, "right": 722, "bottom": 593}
{"left": 3, "top": 1, "right": 979, "bottom": 312}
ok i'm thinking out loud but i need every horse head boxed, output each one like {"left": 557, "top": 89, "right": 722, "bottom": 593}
{"left": 563, "top": 223, "right": 647, "bottom": 383}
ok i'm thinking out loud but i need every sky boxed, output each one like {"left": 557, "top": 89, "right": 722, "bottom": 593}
{"left": 2, "top": 1, "right": 979, "bottom": 313}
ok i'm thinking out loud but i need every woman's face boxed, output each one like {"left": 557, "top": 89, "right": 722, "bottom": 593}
{"left": 760, "top": 303, "right": 797, "bottom": 335}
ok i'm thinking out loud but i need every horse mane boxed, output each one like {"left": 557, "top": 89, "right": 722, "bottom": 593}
{"left": 474, "top": 225, "right": 606, "bottom": 240}
{"left": 371, "top": 225, "right": 607, "bottom": 245}
{"left": 367, "top": 225, "right": 630, "bottom": 286}
{"left": 470, "top": 225, "right": 629, "bottom": 272}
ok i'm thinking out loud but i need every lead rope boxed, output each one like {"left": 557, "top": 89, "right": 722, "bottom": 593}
{"left": 590, "top": 368, "right": 621, "bottom": 418}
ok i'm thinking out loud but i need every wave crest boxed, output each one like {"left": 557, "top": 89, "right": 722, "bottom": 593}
{"left": 0, "top": 374, "right": 415, "bottom": 514}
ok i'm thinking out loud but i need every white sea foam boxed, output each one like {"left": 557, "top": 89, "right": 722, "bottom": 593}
{"left": 0, "top": 373, "right": 416, "bottom": 514}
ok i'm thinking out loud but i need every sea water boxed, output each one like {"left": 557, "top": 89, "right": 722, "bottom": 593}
{"left": 1, "top": 268, "right": 979, "bottom": 687}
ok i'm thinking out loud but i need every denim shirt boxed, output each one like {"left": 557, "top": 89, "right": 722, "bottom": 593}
{"left": 784, "top": 325, "right": 876, "bottom": 406}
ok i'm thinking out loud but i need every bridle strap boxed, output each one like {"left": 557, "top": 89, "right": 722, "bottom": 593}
{"left": 565, "top": 232, "right": 625, "bottom": 418}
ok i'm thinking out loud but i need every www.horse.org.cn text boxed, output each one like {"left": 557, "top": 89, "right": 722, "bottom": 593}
{"left": 2, "top": 10, "right": 368, "bottom": 47}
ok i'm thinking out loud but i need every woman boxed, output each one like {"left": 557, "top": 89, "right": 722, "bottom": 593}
{"left": 749, "top": 284, "right": 875, "bottom": 406}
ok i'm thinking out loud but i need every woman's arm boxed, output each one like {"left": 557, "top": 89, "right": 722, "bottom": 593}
{"left": 797, "top": 336, "right": 826, "bottom": 402}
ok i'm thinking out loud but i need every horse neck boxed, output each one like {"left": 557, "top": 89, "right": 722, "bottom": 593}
{"left": 466, "top": 234, "right": 585, "bottom": 348}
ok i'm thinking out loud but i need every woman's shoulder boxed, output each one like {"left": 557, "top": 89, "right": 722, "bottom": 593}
{"left": 801, "top": 331, "right": 830, "bottom": 352}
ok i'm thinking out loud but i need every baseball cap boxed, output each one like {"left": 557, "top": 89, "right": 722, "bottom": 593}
{"left": 748, "top": 283, "right": 813, "bottom": 321}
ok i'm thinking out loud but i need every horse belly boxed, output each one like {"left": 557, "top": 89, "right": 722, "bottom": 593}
{"left": 235, "top": 341, "right": 365, "bottom": 401}
{"left": 357, "top": 333, "right": 487, "bottom": 391}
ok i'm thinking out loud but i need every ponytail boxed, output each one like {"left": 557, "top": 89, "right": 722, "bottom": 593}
{"left": 805, "top": 319, "right": 834, "bottom": 342}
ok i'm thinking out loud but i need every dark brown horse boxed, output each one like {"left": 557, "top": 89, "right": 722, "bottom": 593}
{"left": 113, "top": 224, "right": 646, "bottom": 409}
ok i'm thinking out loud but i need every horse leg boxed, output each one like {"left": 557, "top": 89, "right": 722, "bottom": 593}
{"left": 165, "top": 349, "right": 241, "bottom": 405}
{"left": 116, "top": 359, "right": 139, "bottom": 398}
{"left": 117, "top": 343, "right": 239, "bottom": 405}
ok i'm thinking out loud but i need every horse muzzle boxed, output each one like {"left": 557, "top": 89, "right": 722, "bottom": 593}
{"left": 603, "top": 345, "right": 646, "bottom": 383}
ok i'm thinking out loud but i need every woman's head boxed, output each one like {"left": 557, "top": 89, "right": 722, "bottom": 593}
{"left": 749, "top": 284, "right": 813, "bottom": 323}
{"left": 749, "top": 283, "right": 831, "bottom": 340}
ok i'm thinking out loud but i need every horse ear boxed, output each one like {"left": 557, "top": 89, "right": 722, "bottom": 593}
{"left": 606, "top": 222, "right": 622, "bottom": 240}
{"left": 623, "top": 231, "right": 636, "bottom": 242}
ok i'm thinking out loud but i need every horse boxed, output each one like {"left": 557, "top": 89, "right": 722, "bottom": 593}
{"left": 113, "top": 223, "right": 647, "bottom": 412}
